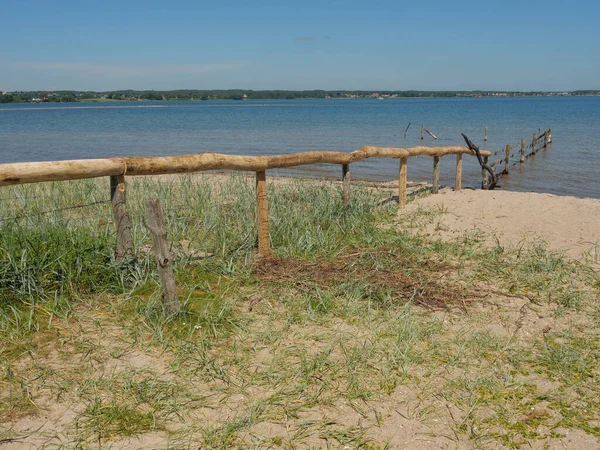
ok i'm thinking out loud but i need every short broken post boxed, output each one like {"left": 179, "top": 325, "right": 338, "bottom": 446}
{"left": 342, "top": 163, "right": 351, "bottom": 207}
{"left": 482, "top": 156, "right": 489, "bottom": 187}
{"left": 520, "top": 138, "right": 526, "bottom": 163}
{"left": 532, "top": 133, "right": 537, "bottom": 153}
{"left": 256, "top": 171, "right": 271, "bottom": 257}
{"left": 547, "top": 128, "right": 552, "bottom": 144}
{"left": 504, "top": 144, "right": 512, "bottom": 174}
{"left": 455, "top": 153, "right": 462, "bottom": 191}
{"left": 145, "top": 198, "right": 180, "bottom": 315}
{"left": 432, "top": 156, "right": 440, "bottom": 194}
{"left": 484, "top": 126, "right": 488, "bottom": 142}
{"left": 110, "top": 174, "right": 133, "bottom": 262}
{"left": 398, "top": 157, "right": 407, "bottom": 205}
{"left": 420, "top": 125, "right": 424, "bottom": 140}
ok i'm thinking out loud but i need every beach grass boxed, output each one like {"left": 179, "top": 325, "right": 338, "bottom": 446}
{"left": 1, "top": 174, "right": 599, "bottom": 448}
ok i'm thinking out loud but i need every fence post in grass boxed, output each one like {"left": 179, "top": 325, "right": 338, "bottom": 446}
{"left": 455, "top": 153, "right": 462, "bottom": 191}
{"left": 145, "top": 198, "right": 180, "bottom": 315}
{"left": 399, "top": 157, "right": 407, "bottom": 205}
{"left": 342, "top": 163, "right": 351, "bottom": 207}
{"left": 532, "top": 133, "right": 537, "bottom": 154}
{"left": 256, "top": 171, "right": 271, "bottom": 257}
{"left": 110, "top": 174, "right": 133, "bottom": 262}
{"left": 484, "top": 126, "right": 488, "bottom": 142}
{"left": 520, "top": 138, "right": 526, "bottom": 163}
{"left": 504, "top": 144, "right": 512, "bottom": 174}
{"left": 432, "top": 156, "right": 440, "bottom": 194}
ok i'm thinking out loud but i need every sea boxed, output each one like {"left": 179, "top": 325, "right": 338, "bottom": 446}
{"left": 1, "top": 97, "right": 598, "bottom": 198}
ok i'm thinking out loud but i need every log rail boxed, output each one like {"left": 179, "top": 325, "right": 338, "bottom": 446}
{"left": 0, "top": 145, "right": 492, "bottom": 256}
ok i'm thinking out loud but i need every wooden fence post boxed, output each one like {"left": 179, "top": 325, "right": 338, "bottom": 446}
{"left": 504, "top": 144, "right": 512, "bottom": 174}
{"left": 432, "top": 156, "right": 440, "bottom": 194}
{"left": 420, "top": 125, "right": 424, "bottom": 140}
{"left": 455, "top": 154, "right": 462, "bottom": 191}
{"left": 256, "top": 171, "right": 271, "bottom": 257}
{"left": 484, "top": 126, "right": 488, "bottom": 142}
{"left": 520, "top": 138, "right": 526, "bottom": 163}
{"left": 532, "top": 133, "right": 537, "bottom": 154}
{"left": 145, "top": 198, "right": 180, "bottom": 315}
{"left": 110, "top": 175, "right": 133, "bottom": 262}
{"left": 482, "top": 156, "right": 489, "bottom": 187}
{"left": 398, "top": 157, "right": 407, "bottom": 205}
{"left": 547, "top": 128, "right": 552, "bottom": 144}
{"left": 342, "top": 164, "right": 351, "bottom": 207}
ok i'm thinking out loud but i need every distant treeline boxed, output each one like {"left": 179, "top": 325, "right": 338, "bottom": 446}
{"left": 1, "top": 89, "right": 599, "bottom": 103}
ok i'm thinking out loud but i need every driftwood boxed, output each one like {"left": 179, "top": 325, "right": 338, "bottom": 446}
{"left": 423, "top": 126, "right": 438, "bottom": 140}
{"left": 461, "top": 133, "right": 498, "bottom": 190}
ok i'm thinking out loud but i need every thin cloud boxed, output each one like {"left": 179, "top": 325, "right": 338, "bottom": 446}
{"left": 11, "top": 61, "right": 250, "bottom": 78}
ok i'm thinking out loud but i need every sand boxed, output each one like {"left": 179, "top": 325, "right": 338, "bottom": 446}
{"left": 397, "top": 189, "right": 600, "bottom": 263}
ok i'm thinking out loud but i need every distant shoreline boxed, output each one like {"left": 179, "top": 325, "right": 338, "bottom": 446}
{"left": 2, "top": 89, "right": 599, "bottom": 104}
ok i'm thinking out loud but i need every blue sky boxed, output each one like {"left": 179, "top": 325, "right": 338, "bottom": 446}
{"left": 1, "top": 0, "right": 598, "bottom": 91}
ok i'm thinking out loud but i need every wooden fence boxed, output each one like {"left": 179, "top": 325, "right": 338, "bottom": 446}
{"left": 482, "top": 128, "right": 552, "bottom": 186}
{"left": 0, "top": 145, "right": 491, "bottom": 258}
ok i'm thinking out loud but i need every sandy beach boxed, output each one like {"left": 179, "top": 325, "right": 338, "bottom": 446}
{"left": 397, "top": 188, "right": 600, "bottom": 263}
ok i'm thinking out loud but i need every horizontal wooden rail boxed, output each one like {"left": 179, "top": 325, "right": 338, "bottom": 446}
{"left": 0, "top": 146, "right": 491, "bottom": 187}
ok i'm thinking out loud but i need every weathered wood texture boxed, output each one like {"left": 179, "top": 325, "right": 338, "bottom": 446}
{"left": 342, "top": 164, "right": 350, "bottom": 207}
{"left": 520, "top": 139, "right": 526, "bottom": 163}
{"left": 398, "top": 157, "right": 407, "bottom": 205}
{"left": 145, "top": 198, "right": 180, "bottom": 315}
{"left": 504, "top": 144, "right": 512, "bottom": 174}
{"left": 0, "top": 159, "right": 126, "bottom": 187}
{"left": 256, "top": 171, "right": 270, "bottom": 256}
{"left": 110, "top": 175, "right": 133, "bottom": 262}
{"left": 423, "top": 127, "right": 438, "bottom": 140}
{"left": 482, "top": 156, "right": 490, "bottom": 186}
{"left": 455, "top": 154, "right": 462, "bottom": 191}
{"left": 484, "top": 126, "right": 488, "bottom": 141}
{"left": 0, "top": 146, "right": 492, "bottom": 187}
{"left": 432, "top": 156, "right": 440, "bottom": 194}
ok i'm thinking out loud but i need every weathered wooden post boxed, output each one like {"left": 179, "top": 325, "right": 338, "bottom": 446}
{"left": 420, "top": 125, "right": 424, "bottom": 140}
{"left": 110, "top": 174, "right": 133, "bottom": 262}
{"left": 432, "top": 156, "right": 440, "bottom": 194}
{"left": 532, "top": 133, "right": 537, "bottom": 154}
{"left": 543, "top": 130, "right": 549, "bottom": 148}
{"left": 520, "top": 139, "right": 526, "bottom": 163}
{"left": 145, "top": 198, "right": 180, "bottom": 315}
{"left": 504, "top": 144, "right": 512, "bottom": 174}
{"left": 342, "top": 164, "right": 351, "bottom": 207}
{"left": 482, "top": 156, "right": 489, "bottom": 187}
{"left": 398, "top": 157, "right": 407, "bottom": 205}
{"left": 547, "top": 128, "right": 552, "bottom": 144}
{"left": 256, "top": 171, "right": 271, "bottom": 257}
{"left": 484, "top": 126, "right": 488, "bottom": 142}
{"left": 455, "top": 153, "right": 462, "bottom": 191}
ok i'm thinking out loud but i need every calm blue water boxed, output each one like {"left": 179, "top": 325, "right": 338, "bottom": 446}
{"left": 1, "top": 97, "right": 598, "bottom": 198}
